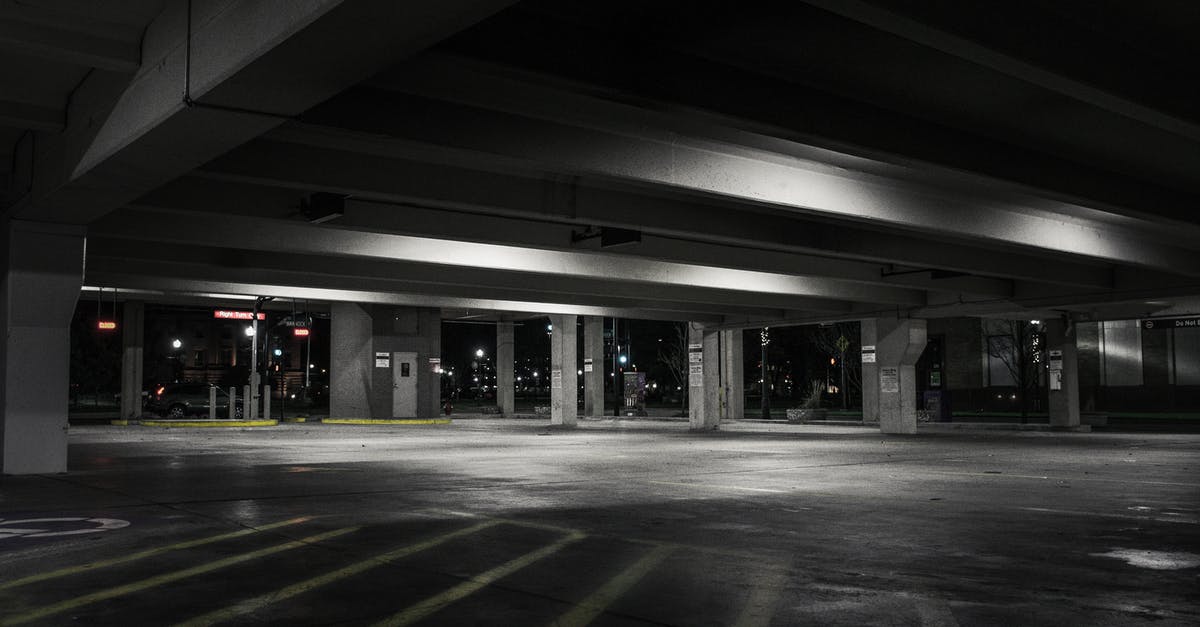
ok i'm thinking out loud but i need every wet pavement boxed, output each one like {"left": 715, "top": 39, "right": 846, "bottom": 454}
{"left": 1, "top": 419, "right": 1197, "bottom": 625}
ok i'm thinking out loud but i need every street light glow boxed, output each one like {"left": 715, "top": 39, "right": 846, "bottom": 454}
{"left": 244, "top": 326, "right": 255, "bottom": 336}
{"left": 618, "top": 355, "right": 627, "bottom": 364}
{"left": 475, "top": 348, "right": 484, "bottom": 358}
{"left": 171, "top": 338, "right": 182, "bottom": 349}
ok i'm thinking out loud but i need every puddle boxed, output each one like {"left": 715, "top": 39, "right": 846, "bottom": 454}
{"left": 1092, "top": 548, "right": 1200, "bottom": 570}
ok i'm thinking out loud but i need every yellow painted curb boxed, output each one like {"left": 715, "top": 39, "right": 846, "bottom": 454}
{"left": 280, "top": 417, "right": 308, "bottom": 423}
{"left": 322, "top": 418, "right": 452, "bottom": 425}
{"left": 139, "top": 419, "right": 279, "bottom": 428}
{"left": 110, "top": 419, "right": 130, "bottom": 426}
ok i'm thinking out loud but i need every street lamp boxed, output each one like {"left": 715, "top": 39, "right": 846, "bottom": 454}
{"left": 475, "top": 348, "right": 485, "bottom": 358}
{"left": 171, "top": 338, "right": 182, "bottom": 349}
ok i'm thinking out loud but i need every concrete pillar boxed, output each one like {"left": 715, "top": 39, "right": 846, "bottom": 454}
{"left": 688, "top": 322, "right": 720, "bottom": 430}
{"left": 720, "top": 329, "right": 744, "bottom": 421}
{"left": 330, "top": 304, "right": 441, "bottom": 419}
{"left": 549, "top": 314, "right": 578, "bottom": 426}
{"left": 1045, "top": 318, "right": 1081, "bottom": 428}
{"left": 861, "top": 318, "right": 927, "bottom": 434}
{"left": 583, "top": 316, "right": 605, "bottom": 417}
{"left": 1, "top": 220, "right": 85, "bottom": 474}
{"left": 331, "top": 303, "right": 372, "bottom": 418}
{"left": 120, "top": 300, "right": 145, "bottom": 420}
{"left": 497, "top": 321, "right": 515, "bottom": 415}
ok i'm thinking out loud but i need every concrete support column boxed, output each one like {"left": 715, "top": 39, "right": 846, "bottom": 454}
{"left": 331, "top": 303, "right": 373, "bottom": 419}
{"left": 497, "top": 321, "right": 515, "bottom": 416}
{"left": 861, "top": 318, "right": 927, "bottom": 434}
{"left": 1, "top": 220, "right": 85, "bottom": 474}
{"left": 1045, "top": 318, "right": 1081, "bottom": 428}
{"left": 120, "top": 300, "right": 145, "bottom": 420}
{"left": 331, "top": 304, "right": 441, "bottom": 419}
{"left": 549, "top": 314, "right": 578, "bottom": 426}
{"left": 688, "top": 322, "right": 720, "bottom": 430}
{"left": 720, "top": 329, "right": 744, "bottom": 421}
{"left": 583, "top": 316, "right": 605, "bottom": 417}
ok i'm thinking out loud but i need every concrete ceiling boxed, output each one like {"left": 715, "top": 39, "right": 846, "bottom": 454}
{"left": 3, "top": 1, "right": 1199, "bottom": 326}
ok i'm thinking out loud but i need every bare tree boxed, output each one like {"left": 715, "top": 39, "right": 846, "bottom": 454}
{"left": 657, "top": 322, "right": 689, "bottom": 407}
{"left": 809, "top": 322, "right": 862, "bottom": 409}
{"left": 984, "top": 319, "right": 1043, "bottom": 423}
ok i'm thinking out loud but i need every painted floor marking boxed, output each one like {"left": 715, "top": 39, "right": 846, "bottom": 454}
{"left": 0, "top": 517, "right": 129, "bottom": 540}
{"left": 3, "top": 526, "right": 356, "bottom": 626}
{"left": 913, "top": 596, "right": 960, "bottom": 627}
{"left": 645, "top": 480, "right": 788, "bottom": 494}
{"left": 731, "top": 566, "right": 789, "bottom": 627}
{"left": 926, "top": 469, "right": 1199, "bottom": 488}
{"left": 0, "top": 516, "right": 310, "bottom": 592}
{"left": 174, "top": 520, "right": 500, "bottom": 627}
{"left": 373, "top": 530, "right": 587, "bottom": 627}
{"left": 553, "top": 544, "right": 674, "bottom": 627}
{"left": 1020, "top": 506, "right": 1197, "bottom": 525}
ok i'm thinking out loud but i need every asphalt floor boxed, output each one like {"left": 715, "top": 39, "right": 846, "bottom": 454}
{"left": 1, "top": 419, "right": 1197, "bottom": 626}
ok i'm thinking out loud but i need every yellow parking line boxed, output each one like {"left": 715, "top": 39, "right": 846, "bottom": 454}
{"left": 374, "top": 531, "right": 587, "bottom": 627}
{"left": 3, "top": 526, "right": 356, "bottom": 626}
{"left": 0, "top": 517, "right": 311, "bottom": 592}
{"left": 174, "top": 521, "right": 500, "bottom": 627}
{"left": 731, "top": 566, "right": 789, "bottom": 627}
{"left": 553, "top": 544, "right": 674, "bottom": 626}
{"left": 322, "top": 418, "right": 452, "bottom": 425}
{"left": 138, "top": 419, "right": 278, "bottom": 428}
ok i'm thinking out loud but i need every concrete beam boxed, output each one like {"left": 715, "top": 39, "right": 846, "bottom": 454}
{"left": 84, "top": 247, "right": 822, "bottom": 320}
{"left": 801, "top": 0, "right": 1200, "bottom": 142}
{"left": 92, "top": 208, "right": 921, "bottom": 307}
{"left": 222, "top": 134, "right": 1113, "bottom": 291}
{"left": 20, "top": 0, "right": 513, "bottom": 224}
{"left": 0, "top": 99, "right": 62, "bottom": 132}
{"left": 0, "top": 17, "right": 140, "bottom": 72}
{"left": 84, "top": 268, "right": 722, "bottom": 324}
{"left": 293, "top": 87, "right": 1200, "bottom": 275}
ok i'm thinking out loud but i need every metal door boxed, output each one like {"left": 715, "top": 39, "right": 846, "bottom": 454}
{"left": 392, "top": 351, "right": 417, "bottom": 418}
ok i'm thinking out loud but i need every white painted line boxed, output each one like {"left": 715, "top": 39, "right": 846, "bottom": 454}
{"left": 645, "top": 480, "right": 788, "bottom": 494}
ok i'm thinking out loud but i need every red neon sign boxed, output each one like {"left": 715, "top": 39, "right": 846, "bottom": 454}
{"left": 293, "top": 327, "right": 310, "bottom": 337}
{"left": 213, "top": 310, "right": 266, "bottom": 320}
{"left": 97, "top": 320, "right": 117, "bottom": 331}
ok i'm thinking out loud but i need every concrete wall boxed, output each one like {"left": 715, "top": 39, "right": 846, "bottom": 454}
{"left": 331, "top": 304, "right": 440, "bottom": 419}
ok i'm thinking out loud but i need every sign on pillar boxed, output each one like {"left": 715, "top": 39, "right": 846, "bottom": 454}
{"left": 688, "top": 343, "right": 703, "bottom": 386}
{"left": 880, "top": 367, "right": 899, "bottom": 393}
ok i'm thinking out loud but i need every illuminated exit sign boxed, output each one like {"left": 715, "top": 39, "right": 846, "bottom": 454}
{"left": 97, "top": 320, "right": 117, "bottom": 331}
{"left": 214, "top": 310, "right": 266, "bottom": 320}
{"left": 293, "top": 327, "right": 310, "bottom": 337}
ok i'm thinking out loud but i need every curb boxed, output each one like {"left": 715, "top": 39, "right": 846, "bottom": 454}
{"left": 114, "top": 419, "right": 279, "bottom": 428}
{"left": 321, "top": 418, "right": 452, "bottom": 425}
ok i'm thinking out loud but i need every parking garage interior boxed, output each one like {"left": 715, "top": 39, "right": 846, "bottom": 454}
{"left": 2, "top": 1, "right": 1199, "bottom": 625}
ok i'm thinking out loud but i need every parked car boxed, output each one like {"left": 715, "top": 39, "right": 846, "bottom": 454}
{"left": 146, "top": 383, "right": 242, "bottom": 418}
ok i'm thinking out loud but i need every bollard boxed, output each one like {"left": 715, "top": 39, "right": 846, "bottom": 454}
{"left": 243, "top": 385, "right": 252, "bottom": 420}
{"left": 208, "top": 386, "right": 217, "bottom": 420}
{"left": 229, "top": 387, "right": 237, "bottom": 419}
{"left": 262, "top": 385, "right": 271, "bottom": 422}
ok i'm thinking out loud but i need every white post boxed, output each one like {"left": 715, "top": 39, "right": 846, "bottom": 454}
{"left": 262, "top": 385, "right": 271, "bottom": 421}
{"left": 229, "top": 387, "right": 237, "bottom": 419}
{"left": 208, "top": 386, "right": 217, "bottom": 419}
{"left": 243, "top": 385, "right": 252, "bottom": 420}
